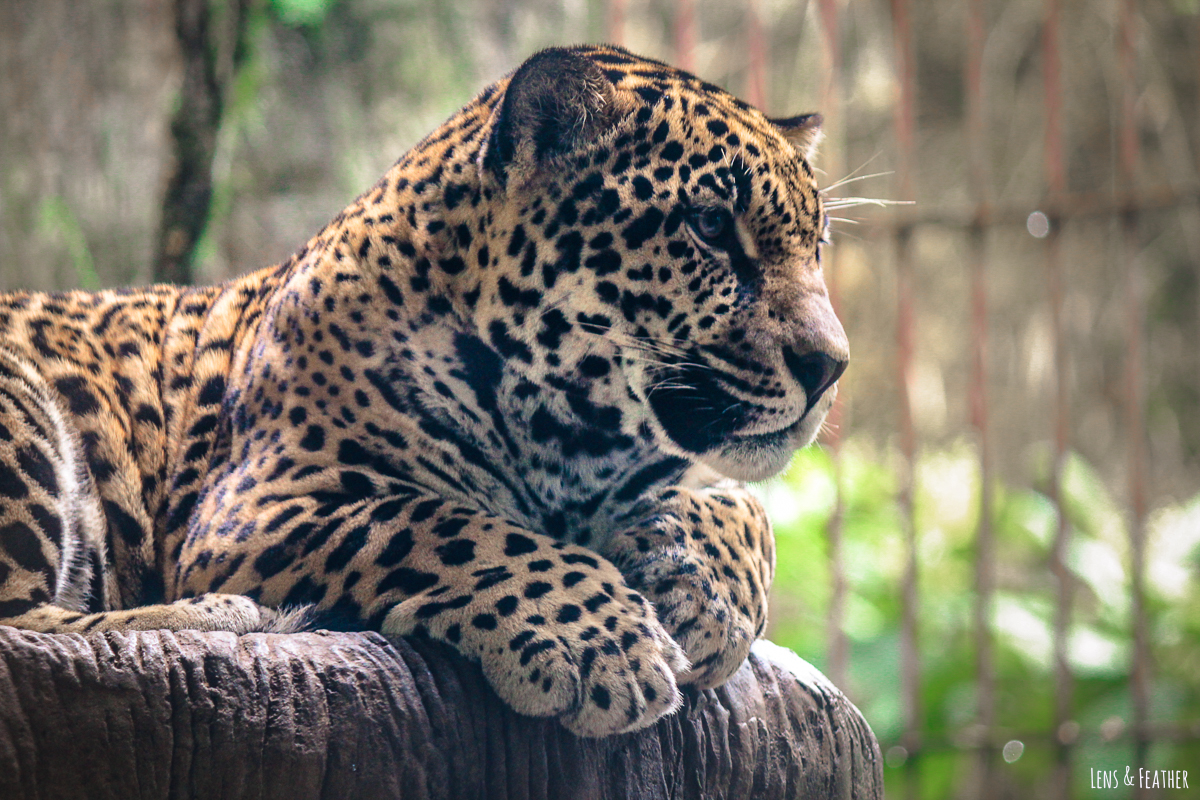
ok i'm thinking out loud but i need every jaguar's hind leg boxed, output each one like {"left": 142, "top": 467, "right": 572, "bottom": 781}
{"left": 0, "top": 349, "right": 111, "bottom": 631}
{"left": 0, "top": 348, "right": 307, "bottom": 636}
{"left": 0, "top": 593, "right": 308, "bottom": 634}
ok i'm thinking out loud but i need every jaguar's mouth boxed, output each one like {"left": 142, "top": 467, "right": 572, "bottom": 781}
{"left": 698, "top": 413, "right": 814, "bottom": 482}
{"left": 645, "top": 361, "right": 757, "bottom": 455}
{"left": 643, "top": 353, "right": 825, "bottom": 481}
{"left": 731, "top": 413, "right": 806, "bottom": 449}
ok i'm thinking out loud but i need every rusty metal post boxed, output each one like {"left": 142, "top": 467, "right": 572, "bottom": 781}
{"left": 891, "top": 0, "right": 921, "bottom": 796}
{"left": 607, "top": 0, "right": 626, "bottom": 45}
{"left": 1043, "top": 0, "right": 1075, "bottom": 796}
{"left": 1118, "top": 1, "right": 1151, "bottom": 794}
{"left": 817, "top": 0, "right": 848, "bottom": 693}
{"left": 673, "top": 0, "right": 696, "bottom": 73}
{"left": 745, "top": 0, "right": 766, "bottom": 110}
{"left": 965, "top": 0, "right": 995, "bottom": 796}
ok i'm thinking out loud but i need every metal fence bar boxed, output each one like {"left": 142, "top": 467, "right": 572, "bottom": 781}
{"left": 890, "top": 0, "right": 921, "bottom": 795}
{"left": 816, "top": 0, "right": 848, "bottom": 693}
{"left": 673, "top": 0, "right": 696, "bottom": 72}
{"left": 606, "top": 0, "right": 626, "bottom": 45}
{"left": 965, "top": 0, "right": 995, "bottom": 797}
{"left": 855, "top": 185, "right": 1200, "bottom": 228}
{"left": 890, "top": 719, "right": 1200, "bottom": 753}
{"left": 1042, "top": 0, "right": 1076, "bottom": 796}
{"left": 1118, "top": 1, "right": 1151, "bottom": 794}
{"left": 744, "top": 0, "right": 765, "bottom": 110}
{"left": 1195, "top": 14, "right": 1200, "bottom": 449}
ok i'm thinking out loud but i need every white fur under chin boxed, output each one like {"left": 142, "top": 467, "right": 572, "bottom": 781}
{"left": 699, "top": 400, "right": 831, "bottom": 483}
{"left": 700, "top": 445, "right": 794, "bottom": 483}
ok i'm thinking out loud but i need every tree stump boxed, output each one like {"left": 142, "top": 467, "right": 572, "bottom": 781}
{"left": 0, "top": 626, "right": 882, "bottom": 799}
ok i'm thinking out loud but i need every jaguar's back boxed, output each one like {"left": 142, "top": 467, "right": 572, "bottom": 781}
{"left": 0, "top": 273, "right": 303, "bottom": 630}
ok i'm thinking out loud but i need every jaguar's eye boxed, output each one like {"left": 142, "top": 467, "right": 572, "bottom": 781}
{"left": 692, "top": 207, "right": 732, "bottom": 244}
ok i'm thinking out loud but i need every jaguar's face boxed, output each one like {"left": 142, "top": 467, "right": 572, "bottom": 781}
{"left": 481, "top": 45, "right": 848, "bottom": 482}
{"left": 598, "top": 109, "right": 847, "bottom": 482}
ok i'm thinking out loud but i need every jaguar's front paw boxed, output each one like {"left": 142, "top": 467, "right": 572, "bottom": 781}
{"left": 383, "top": 573, "right": 687, "bottom": 736}
{"left": 553, "top": 587, "right": 687, "bottom": 737}
{"left": 608, "top": 489, "right": 772, "bottom": 690}
{"left": 621, "top": 548, "right": 758, "bottom": 689}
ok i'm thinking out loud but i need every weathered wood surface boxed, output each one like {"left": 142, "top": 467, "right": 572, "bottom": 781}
{"left": 0, "top": 626, "right": 882, "bottom": 799}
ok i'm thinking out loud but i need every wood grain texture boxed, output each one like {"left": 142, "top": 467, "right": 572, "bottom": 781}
{"left": 0, "top": 628, "right": 881, "bottom": 799}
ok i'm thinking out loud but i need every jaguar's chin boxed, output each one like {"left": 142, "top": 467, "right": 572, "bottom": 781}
{"left": 700, "top": 419, "right": 801, "bottom": 482}
{"left": 698, "top": 412, "right": 822, "bottom": 483}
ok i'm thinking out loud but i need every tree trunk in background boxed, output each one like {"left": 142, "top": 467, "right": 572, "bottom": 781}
{"left": 153, "top": 0, "right": 253, "bottom": 285}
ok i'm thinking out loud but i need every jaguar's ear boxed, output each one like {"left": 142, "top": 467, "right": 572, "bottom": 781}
{"left": 483, "top": 48, "right": 620, "bottom": 186}
{"left": 770, "top": 113, "right": 823, "bottom": 162}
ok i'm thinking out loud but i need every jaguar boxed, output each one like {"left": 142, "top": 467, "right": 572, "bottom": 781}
{"left": 0, "top": 45, "right": 847, "bottom": 736}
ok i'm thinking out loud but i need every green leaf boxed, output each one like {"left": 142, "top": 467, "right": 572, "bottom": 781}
{"left": 270, "top": 0, "right": 336, "bottom": 27}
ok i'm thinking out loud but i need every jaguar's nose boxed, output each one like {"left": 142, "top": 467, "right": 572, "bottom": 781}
{"left": 782, "top": 347, "right": 848, "bottom": 411}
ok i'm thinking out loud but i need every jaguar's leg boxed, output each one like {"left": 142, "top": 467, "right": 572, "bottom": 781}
{"left": 178, "top": 490, "right": 688, "bottom": 737}
{"left": 602, "top": 484, "right": 774, "bottom": 689}
{"left": 0, "top": 593, "right": 304, "bottom": 634}
{"left": 0, "top": 350, "right": 297, "bottom": 635}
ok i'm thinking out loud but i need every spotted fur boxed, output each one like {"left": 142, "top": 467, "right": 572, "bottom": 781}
{"left": 0, "top": 46, "right": 847, "bottom": 736}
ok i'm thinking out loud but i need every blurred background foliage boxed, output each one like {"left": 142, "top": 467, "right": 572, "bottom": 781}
{"left": 768, "top": 443, "right": 1200, "bottom": 797}
{"left": 2, "top": 0, "right": 1199, "bottom": 797}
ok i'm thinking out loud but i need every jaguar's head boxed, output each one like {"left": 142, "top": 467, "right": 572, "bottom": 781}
{"left": 477, "top": 45, "right": 848, "bottom": 482}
